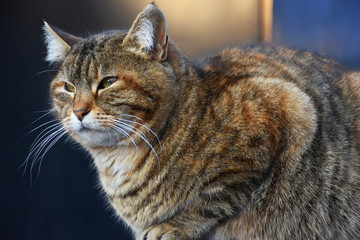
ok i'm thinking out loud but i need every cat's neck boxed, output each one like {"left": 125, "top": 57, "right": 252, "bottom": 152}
{"left": 88, "top": 143, "right": 150, "bottom": 196}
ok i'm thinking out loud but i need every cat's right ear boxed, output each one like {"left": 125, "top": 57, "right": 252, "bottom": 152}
{"left": 122, "top": 4, "right": 169, "bottom": 61}
{"left": 42, "top": 21, "right": 82, "bottom": 64}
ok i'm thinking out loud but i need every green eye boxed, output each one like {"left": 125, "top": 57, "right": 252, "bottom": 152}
{"left": 98, "top": 77, "right": 118, "bottom": 90}
{"left": 64, "top": 83, "right": 75, "bottom": 92}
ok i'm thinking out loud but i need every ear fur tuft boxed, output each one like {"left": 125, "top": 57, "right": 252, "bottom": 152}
{"left": 42, "top": 21, "right": 81, "bottom": 64}
{"left": 123, "top": 4, "right": 169, "bottom": 61}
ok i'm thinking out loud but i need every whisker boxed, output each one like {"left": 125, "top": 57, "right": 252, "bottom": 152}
{"left": 114, "top": 120, "right": 147, "bottom": 139}
{"left": 24, "top": 69, "right": 58, "bottom": 83}
{"left": 27, "top": 122, "right": 63, "bottom": 154}
{"left": 120, "top": 113, "right": 145, "bottom": 123}
{"left": 30, "top": 109, "right": 54, "bottom": 113}
{"left": 29, "top": 126, "right": 66, "bottom": 183}
{"left": 114, "top": 121, "right": 159, "bottom": 165}
{"left": 76, "top": 21, "right": 91, "bottom": 36}
{"left": 111, "top": 124, "right": 140, "bottom": 161}
{"left": 27, "top": 109, "right": 54, "bottom": 127}
{"left": 35, "top": 69, "right": 58, "bottom": 75}
{"left": 116, "top": 115, "right": 162, "bottom": 149}
{"left": 26, "top": 119, "right": 59, "bottom": 136}
{"left": 35, "top": 129, "right": 68, "bottom": 181}
{"left": 63, "top": 134, "right": 73, "bottom": 144}
{"left": 116, "top": 119, "right": 161, "bottom": 150}
{"left": 110, "top": 124, "right": 138, "bottom": 150}
{"left": 37, "top": 128, "right": 67, "bottom": 164}
{"left": 22, "top": 121, "right": 65, "bottom": 183}
{"left": 29, "top": 126, "right": 64, "bottom": 168}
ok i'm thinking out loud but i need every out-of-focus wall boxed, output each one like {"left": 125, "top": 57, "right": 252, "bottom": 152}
{"left": 274, "top": 0, "right": 360, "bottom": 69}
{"left": 94, "top": 0, "right": 264, "bottom": 57}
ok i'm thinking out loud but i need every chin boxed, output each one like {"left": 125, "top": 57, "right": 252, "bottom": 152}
{"left": 72, "top": 128, "right": 125, "bottom": 148}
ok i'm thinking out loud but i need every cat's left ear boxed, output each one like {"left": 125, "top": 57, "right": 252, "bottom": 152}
{"left": 123, "top": 3, "right": 169, "bottom": 61}
{"left": 43, "top": 21, "right": 83, "bottom": 64}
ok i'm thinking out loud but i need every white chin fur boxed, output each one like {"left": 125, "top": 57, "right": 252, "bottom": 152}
{"left": 68, "top": 113, "right": 125, "bottom": 147}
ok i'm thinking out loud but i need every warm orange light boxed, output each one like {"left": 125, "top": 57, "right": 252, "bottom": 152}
{"left": 103, "top": 0, "right": 273, "bottom": 57}
{"left": 260, "top": 0, "right": 273, "bottom": 42}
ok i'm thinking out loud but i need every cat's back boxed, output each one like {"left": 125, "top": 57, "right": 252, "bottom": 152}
{"left": 195, "top": 45, "right": 360, "bottom": 239}
{"left": 199, "top": 44, "right": 347, "bottom": 89}
{"left": 198, "top": 44, "right": 355, "bottom": 134}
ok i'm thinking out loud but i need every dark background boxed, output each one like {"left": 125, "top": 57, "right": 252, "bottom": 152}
{"left": 2, "top": 0, "right": 360, "bottom": 239}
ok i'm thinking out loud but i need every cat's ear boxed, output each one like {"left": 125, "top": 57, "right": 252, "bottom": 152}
{"left": 42, "top": 21, "right": 83, "bottom": 64}
{"left": 123, "top": 3, "right": 168, "bottom": 61}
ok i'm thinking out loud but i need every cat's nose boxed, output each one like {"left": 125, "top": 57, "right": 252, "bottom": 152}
{"left": 73, "top": 108, "right": 90, "bottom": 121}
{"left": 72, "top": 93, "right": 94, "bottom": 121}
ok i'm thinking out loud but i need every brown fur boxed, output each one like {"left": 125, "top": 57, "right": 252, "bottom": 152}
{"left": 41, "top": 4, "right": 360, "bottom": 239}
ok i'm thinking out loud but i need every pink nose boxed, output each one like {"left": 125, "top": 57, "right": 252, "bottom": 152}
{"left": 73, "top": 108, "right": 90, "bottom": 121}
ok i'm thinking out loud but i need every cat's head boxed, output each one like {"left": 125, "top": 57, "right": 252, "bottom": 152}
{"left": 43, "top": 4, "right": 180, "bottom": 148}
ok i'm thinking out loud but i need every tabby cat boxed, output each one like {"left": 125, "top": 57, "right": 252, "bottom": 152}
{"left": 39, "top": 3, "right": 360, "bottom": 239}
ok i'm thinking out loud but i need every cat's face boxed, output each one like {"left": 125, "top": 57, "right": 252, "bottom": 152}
{"left": 46, "top": 4, "right": 177, "bottom": 148}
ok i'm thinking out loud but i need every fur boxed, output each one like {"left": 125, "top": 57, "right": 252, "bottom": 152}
{"left": 41, "top": 3, "right": 360, "bottom": 240}
{"left": 43, "top": 21, "right": 71, "bottom": 63}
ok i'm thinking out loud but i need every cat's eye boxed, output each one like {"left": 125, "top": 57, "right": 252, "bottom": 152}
{"left": 64, "top": 83, "right": 75, "bottom": 92}
{"left": 98, "top": 77, "right": 118, "bottom": 90}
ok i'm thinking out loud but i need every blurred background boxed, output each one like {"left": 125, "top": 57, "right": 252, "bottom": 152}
{"left": 2, "top": 0, "right": 360, "bottom": 239}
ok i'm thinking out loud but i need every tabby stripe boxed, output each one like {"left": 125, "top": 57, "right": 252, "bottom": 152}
{"left": 94, "top": 36, "right": 112, "bottom": 52}
{"left": 131, "top": 157, "right": 171, "bottom": 200}
{"left": 148, "top": 172, "right": 203, "bottom": 218}
{"left": 84, "top": 56, "right": 92, "bottom": 80}
{"left": 119, "top": 156, "right": 160, "bottom": 198}
{"left": 120, "top": 76, "right": 156, "bottom": 103}
{"left": 73, "top": 45, "right": 87, "bottom": 81}
{"left": 74, "top": 40, "right": 96, "bottom": 82}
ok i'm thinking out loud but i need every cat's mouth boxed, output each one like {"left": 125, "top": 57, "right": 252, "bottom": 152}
{"left": 66, "top": 114, "right": 127, "bottom": 146}
{"left": 78, "top": 125, "right": 101, "bottom": 132}
{"left": 67, "top": 113, "right": 157, "bottom": 148}
{"left": 76, "top": 123, "right": 118, "bottom": 136}
{"left": 72, "top": 124, "right": 126, "bottom": 147}
{"left": 70, "top": 114, "right": 109, "bottom": 133}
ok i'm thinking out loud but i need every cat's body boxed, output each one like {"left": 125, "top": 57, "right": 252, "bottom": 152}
{"left": 41, "top": 4, "right": 360, "bottom": 239}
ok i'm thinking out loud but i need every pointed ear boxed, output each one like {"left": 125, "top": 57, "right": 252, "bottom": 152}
{"left": 123, "top": 3, "right": 168, "bottom": 61}
{"left": 42, "top": 21, "right": 83, "bottom": 64}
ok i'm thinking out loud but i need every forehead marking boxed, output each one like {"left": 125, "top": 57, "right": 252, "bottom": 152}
{"left": 67, "top": 35, "right": 126, "bottom": 87}
{"left": 72, "top": 40, "right": 97, "bottom": 82}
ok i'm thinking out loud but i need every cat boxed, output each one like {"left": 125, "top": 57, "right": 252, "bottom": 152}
{"left": 39, "top": 3, "right": 360, "bottom": 239}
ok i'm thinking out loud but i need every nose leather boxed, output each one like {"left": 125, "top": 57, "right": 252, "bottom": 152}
{"left": 73, "top": 93, "right": 94, "bottom": 121}
{"left": 73, "top": 108, "right": 90, "bottom": 121}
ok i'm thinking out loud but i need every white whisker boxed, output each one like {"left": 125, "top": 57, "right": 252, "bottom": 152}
{"left": 111, "top": 124, "right": 140, "bottom": 160}
{"left": 24, "top": 69, "right": 59, "bottom": 84}
{"left": 30, "top": 128, "right": 66, "bottom": 183}
{"left": 27, "top": 122, "right": 63, "bottom": 154}
{"left": 120, "top": 113, "right": 145, "bottom": 123}
{"left": 26, "top": 119, "right": 59, "bottom": 136}
{"left": 30, "top": 109, "right": 54, "bottom": 113}
{"left": 116, "top": 118, "right": 161, "bottom": 149}
{"left": 114, "top": 120, "right": 147, "bottom": 139}
{"left": 114, "top": 121, "right": 159, "bottom": 165}
{"left": 23, "top": 120, "right": 67, "bottom": 184}
{"left": 38, "top": 128, "right": 67, "bottom": 163}
{"left": 110, "top": 124, "right": 138, "bottom": 150}
{"left": 27, "top": 109, "right": 54, "bottom": 127}
{"left": 30, "top": 126, "right": 64, "bottom": 168}
{"left": 35, "top": 129, "right": 68, "bottom": 181}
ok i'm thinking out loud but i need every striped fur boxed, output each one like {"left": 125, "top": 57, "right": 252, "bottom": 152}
{"left": 44, "top": 4, "right": 360, "bottom": 240}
